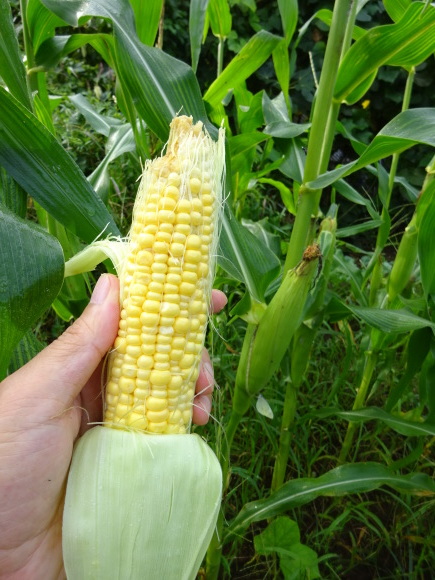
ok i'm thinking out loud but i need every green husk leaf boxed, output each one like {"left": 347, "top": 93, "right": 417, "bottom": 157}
{"left": 63, "top": 427, "right": 222, "bottom": 580}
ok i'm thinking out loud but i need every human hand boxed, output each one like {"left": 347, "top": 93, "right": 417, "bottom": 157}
{"left": 0, "top": 274, "right": 226, "bottom": 579}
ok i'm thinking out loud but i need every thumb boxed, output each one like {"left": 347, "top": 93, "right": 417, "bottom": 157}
{"left": 2, "top": 274, "right": 120, "bottom": 415}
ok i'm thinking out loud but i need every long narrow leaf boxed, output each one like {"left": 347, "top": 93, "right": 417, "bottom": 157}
{"left": 227, "top": 463, "right": 435, "bottom": 540}
{"left": 218, "top": 205, "right": 280, "bottom": 303}
{"left": 189, "top": 0, "right": 209, "bottom": 72}
{"left": 334, "top": 2, "right": 435, "bottom": 103}
{"left": 0, "top": 206, "right": 64, "bottom": 379}
{"left": 27, "top": 0, "right": 68, "bottom": 52}
{"left": 129, "top": 0, "right": 163, "bottom": 46}
{"left": 308, "top": 108, "right": 435, "bottom": 190}
{"left": 204, "top": 31, "right": 282, "bottom": 110}
{"left": 0, "top": 87, "right": 119, "bottom": 242}
{"left": 0, "top": 0, "right": 32, "bottom": 109}
{"left": 42, "top": 0, "right": 211, "bottom": 142}
{"left": 315, "top": 407, "right": 435, "bottom": 438}
{"left": 417, "top": 179, "right": 435, "bottom": 298}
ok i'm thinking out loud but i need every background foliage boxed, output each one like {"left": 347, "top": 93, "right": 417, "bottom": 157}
{"left": 1, "top": 0, "right": 435, "bottom": 577}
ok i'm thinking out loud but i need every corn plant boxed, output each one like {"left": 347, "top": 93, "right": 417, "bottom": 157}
{"left": 1, "top": 0, "right": 435, "bottom": 577}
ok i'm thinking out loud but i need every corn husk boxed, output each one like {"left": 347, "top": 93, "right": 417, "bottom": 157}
{"left": 63, "top": 427, "right": 222, "bottom": 579}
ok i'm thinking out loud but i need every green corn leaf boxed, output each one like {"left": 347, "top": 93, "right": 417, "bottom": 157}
{"left": 42, "top": 0, "right": 210, "bottom": 143}
{"left": 207, "top": 0, "right": 232, "bottom": 39}
{"left": 278, "top": 0, "right": 298, "bottom": 45}
{"left": 315, "top": 407, "right": 435, "bottom": 438}
{"left": 69, "top": 94, "right": 125, "bottom": 137}
{"left": 0, "top": 0, "right": 32, "bottom": 109}
{"left": 189, "top": 0, "right": 209, "bottom": 72}
{"left": 218, "top": 205, "right": 280, "bottom": 303}
{"left": 0, "top": 166, "right": 27, "bottom": 218}
{"left": 226, "top": 463, "right": 435, "bottom": 540}
{"left": 204, "top": 31, "right": 282, "bottom": 110}
{"left": 8, "top": 331, "right": 45, "bottom": 374}
{"left": 263, "top": 92, "right": 310, "bottom": 138}
{"left": 36, "top": 33, "right": 114, "bottom": 70}
{"left": 272, "top": 40, "right": 290, "bottom": 112}
{"left": 129, "top": 0, "right": 163, "bottom": 46}
{"left": 27, "top": 0, "right": 68, "bottom": 52}
{"left": 0, "top": 206, "right": 64, "bottom": 379}
{"left": 307, "top": 108, "right": 435, "bottom": 191}
{"left": 69, "top": 94, "right": 137, "bottom": 201}
{"left": 334, "top": 2, "right": 435, "bottom": 103}
{"left": 386, "top": 327, "right": 432, "bottom": 411}
{"left": 417, "top": 178, "right": 435, "bottom": 298}
{"left": 0, "top": 87, "right": 119, "bottom": 242}
{"left": 346, "top": 305, "right": 435, "bottom": 334}
{"left": 383, "top": 0, "right": 412, "bottom": 23}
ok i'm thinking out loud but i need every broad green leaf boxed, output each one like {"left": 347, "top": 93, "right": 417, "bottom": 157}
{"left": 278, "top": 0, "right": 298, "bottom": 45}
{"left": 229, "top": 131, "right": 269, "bottom": 187}
{"left": 207, "top": 0, "right": 232, "bottom": 38}
{"left": 0, "top": 166, "right": 27, "bottom": 218}
{"left": 334, "top": 179, "right": 379, "bottom": 220}
{"left": 241, "top": 218, "right": 282, "bottom": 258}
{"left": 8, "top": 331, "right": 45, "bottom": 374}
{"left": 69, "top": 94, "right": 137, "bottom": 200}
{"left": 258, "top": 177, "right": 296, "bottom": 216}
{"left": 349, "top": 305, "right": 435, "bottom": 334}
{"left": 263, "top": 92, "right": 310, "bottom": 138}
{"left": 115, "top": 28, "right": 211, "bottom": 142}
{"left": 0, "top": 87, "right": 120, "bottom": 242}
{"left": 272, "top": 40, "right": 291, "bottom": 112}
{"left": 234, "top": 87, "right": 264, "bottom": 134}
{"left": 0, "top": 0, "right": 32, "bottom": 109}
{"left": 0, "top": 206, "right": 64, "bottom": 379}
{"left": 307, "top": 108, "right": 435, "bottom": 190}
{"left": 318, "top": 8, "right": 366, "bottom": 40}
{"left": 88, "top": 123, "right": 136, "bottom": 201}
{"left": 417, "top": 178, "right": 435, "bottom": 298}
{"left": 383, "top": 0, "right": 412, "bottom": 22}
{"left": 36, "top": 34, "right": 114, "bottom": 70}
{"left": 386, "top": 327, "right": 432, "bottom": 411}
{"left": 189, "top": 0, "right": 209, "bottom": 72}
{"left": 276, "top": 138, "right": 305, "bottom": 183}
{"left": 27, "top": 0, "right": 68, "bottom": 52}
{"left": 129, "top": 0, "right": 163, "bottom": 46}
{"left": 204, "top": 31, "right": 282, "bottom": 110}
{"left": 218, "top": 205, "right": 281, "bottom": 303}
{"left": 334, "top": 2, "right": 435, "bottom": 103}
{"left": 42, "top": 0, "right": 210, "bottom": 142}
{"left": 316, "top": 407, "right": 435, "bottom": 438}
{"left": 336, "top": 219, "right": 382, "bottom": 238}
{"left": 226, "top": 463, "right": 435, "bottom": 540}
{"left": 69, "top": 94, "right": 124, "bottom": 137}
{"left": 254, "top": 517, "right": 320, "bottom": 580}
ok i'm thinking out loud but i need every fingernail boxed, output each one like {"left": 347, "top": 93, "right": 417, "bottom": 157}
{"left": 91, "top": 275, "right": 111, "bottom": 304}
{"left": 204, "top": 361, "right": 214, "bottom": 386}
{"left": 198, "top": 394, "right": 212, "bottom": 415}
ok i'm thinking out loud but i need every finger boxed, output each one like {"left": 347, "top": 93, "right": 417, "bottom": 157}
{"left": 1, "top": 275, "right": 120, "bottom": 419}
{"left": 211, "top": 289, "right": 227, "bottom": 314}
{"left": 193, "top": 349, "right": 214, "bottom": 426}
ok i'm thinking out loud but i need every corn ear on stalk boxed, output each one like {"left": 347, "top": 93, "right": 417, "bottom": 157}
{"left": 387, "top": 213, "right": 418, "bottom": 302}
{"left": 62, "top": 116, "right": 225, "bottom": 580}
{"left": 233, "top": 244, "right": 321, "bottom": 415}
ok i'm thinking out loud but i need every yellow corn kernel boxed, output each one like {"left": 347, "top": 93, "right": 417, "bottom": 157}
{"left": 104, "top": 115, "right": 224, "bottom": 433}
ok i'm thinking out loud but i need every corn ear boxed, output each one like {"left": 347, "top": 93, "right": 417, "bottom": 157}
{"left": 387, "top": 213, "right": 418, "bottom": 302}
{"left": 233, "top": 245, "right": 321, "bottom": 413}
{"left": 62, "top": 116, "right": 225, "bottom": 580}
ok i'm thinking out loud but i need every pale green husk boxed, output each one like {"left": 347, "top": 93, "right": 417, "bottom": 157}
{"left": 63, "top": 427, "right": 222, "bottom": 580}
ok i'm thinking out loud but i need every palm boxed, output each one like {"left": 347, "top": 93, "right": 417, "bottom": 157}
{"left": 0, "top": 366, "right": 100, "bottom": 579}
